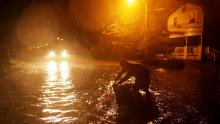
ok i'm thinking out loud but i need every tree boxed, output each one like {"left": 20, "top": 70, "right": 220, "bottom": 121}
{"left": 102, "top": 16, "right": 144, "bottom": 46}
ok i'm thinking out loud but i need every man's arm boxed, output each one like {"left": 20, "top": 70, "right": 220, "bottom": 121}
{"left": 117, "top": 72, "right": 131, "bottom": 85}
{"left": 115, "top": 69, "right": 125, "bottom": 81}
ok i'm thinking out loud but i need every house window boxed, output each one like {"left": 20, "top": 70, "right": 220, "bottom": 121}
{"left": 189, "top": 12, "right": 196, "bottom": 24}
{"left": 187, "top": 35, "right": 201, "bottom": 45}
{"left": 182, "top": 6, "right": 186, "bottom": 13}
{"left": 173, "top": 17, "right": 178, "bottom": 26}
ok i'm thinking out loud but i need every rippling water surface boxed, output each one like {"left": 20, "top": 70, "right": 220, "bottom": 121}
{"left": 39, "top": 61, "right": 76, "bottom": 123}
{"left": 35, "top": 61, "right": 118, "bottom": 124}
{"left": 0, "top": 61, "right": 219, "bottom": 124}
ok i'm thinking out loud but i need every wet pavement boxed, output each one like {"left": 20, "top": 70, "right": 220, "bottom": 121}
{"left": 0, "top": 60, "right": 219, "bottom": 124}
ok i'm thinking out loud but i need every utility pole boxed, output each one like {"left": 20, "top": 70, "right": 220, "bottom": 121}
{"left": 144, "top": 0, "right": 149, "bottom": 45}
{"left": 140, "top": 0, "right": 149, "bottom": 51}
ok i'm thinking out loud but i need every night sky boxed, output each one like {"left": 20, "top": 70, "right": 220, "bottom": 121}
{"left": 0, "top": 0, "right": 219, "bottom": 50}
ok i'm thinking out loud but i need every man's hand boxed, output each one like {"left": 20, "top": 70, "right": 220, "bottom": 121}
{"left": 114, "top": 80, "right": 118, "bottom": 85}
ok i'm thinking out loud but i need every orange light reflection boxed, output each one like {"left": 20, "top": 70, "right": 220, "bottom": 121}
{"left": 40, "top": 61, "right": 77, "bottom": 123}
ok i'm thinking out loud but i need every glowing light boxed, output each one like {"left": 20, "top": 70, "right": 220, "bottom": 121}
{"left": 60, "top": 61, "right": 69, "bottom": 81}
{"left": 61, "top": 50, "right": 68, "bottom": 58}
{"left": 48, "top": 51, "right": 56, "bottom": 58}
{"left": 47, "top": 61, "right": 57, "bottom": 82}
{"left": 128, "top": 0, "right": 135, "bottom": 5}
{"left": 156, "top": 68, "right": 166, "bottom": 73}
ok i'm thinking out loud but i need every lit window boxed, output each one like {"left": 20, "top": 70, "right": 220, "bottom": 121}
{"left": 173, "top": 17, "right": 178, "bottom": 27}
{"left": 189, "top": 12, "right": 196, "bottom": 24}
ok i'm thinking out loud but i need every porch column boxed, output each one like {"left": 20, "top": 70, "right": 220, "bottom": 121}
{"left": 199, "top": 35, "right": 203, "bottom": 60}
{"left": 184, "top": 36, "right": 188, "bottom": 59}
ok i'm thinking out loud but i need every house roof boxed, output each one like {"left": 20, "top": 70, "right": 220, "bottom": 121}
{"left": 151, "top": 0, "right": 185, "bottom": 17}
{"left": 167, "top": 2, "right": 203, "bottom": 17}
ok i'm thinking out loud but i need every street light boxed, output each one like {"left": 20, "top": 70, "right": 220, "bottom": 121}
{"left": 127, "top": 0, "right": 148, "bottom": 48}
{"left": 128, "top": 0, "right": 135, "bottom": 6}
{"left": 144, "top": 0, "right": 148, "bottom": 44}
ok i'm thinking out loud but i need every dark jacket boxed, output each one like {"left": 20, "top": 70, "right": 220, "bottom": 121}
{"left": 116, "top": 62, "right": 150, "bottom": 85}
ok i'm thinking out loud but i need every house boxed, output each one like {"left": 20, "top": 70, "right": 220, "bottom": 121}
{"left": 167, "top": 3, "right": 203, "bottom": 60}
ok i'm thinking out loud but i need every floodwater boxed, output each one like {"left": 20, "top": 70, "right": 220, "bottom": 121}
{"left": 0, "top": 60, "right": 219, "bottom": 124}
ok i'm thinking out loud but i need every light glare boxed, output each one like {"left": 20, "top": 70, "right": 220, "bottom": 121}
{"left": 61, "top": 50, "right": 68, "bottom": 58}
{"left": 128, "top": 0, "right": 135, "bottom": 5}
{"left": 48, "top": 51, "right": 56, "bottom": 58}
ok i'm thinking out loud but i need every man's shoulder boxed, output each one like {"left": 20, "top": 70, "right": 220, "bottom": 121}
{"left": 126, "top": 61, "right": 150, "bottom": 70}
{"left": 130, "top": 63, "right": 147, "bottom": 70}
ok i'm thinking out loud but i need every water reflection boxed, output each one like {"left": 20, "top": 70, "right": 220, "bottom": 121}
{"left": 40, "top": 61, "right": 77, "bottom": 123}
{"left": 60, "top": 61, "right": 69, "bottom": 81}
{"left": 47, "top": 61, "right": 58, "bottom": 82}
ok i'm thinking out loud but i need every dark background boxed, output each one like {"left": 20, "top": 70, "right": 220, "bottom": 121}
{"left": 0, "top": 0, "right": 219, "bottom": 57}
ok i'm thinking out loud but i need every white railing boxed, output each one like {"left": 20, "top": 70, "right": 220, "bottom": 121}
{"left": 205, "top": 47, "right": 220, "bottom": 62}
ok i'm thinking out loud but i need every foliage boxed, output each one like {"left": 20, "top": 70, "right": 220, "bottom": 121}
{"left": 102, "top": 12, "right": 144, "bottom": 45}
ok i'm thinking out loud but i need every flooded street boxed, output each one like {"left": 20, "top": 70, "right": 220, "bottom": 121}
{"left": 1, "top": 0, "right": 220, "bottom": 123}
{"left": 0, "top": 60, "right": 219, "bottom": 124}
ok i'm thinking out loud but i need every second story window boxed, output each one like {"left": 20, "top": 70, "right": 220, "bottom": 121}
{"left": 189, "top": 12, "right": 196, "bottom": 24}
{"left": 173, "top": 17, "right": 178, "bottom": 27}
{"left": 182, "top": 6, "right": 186, "bottom": 13}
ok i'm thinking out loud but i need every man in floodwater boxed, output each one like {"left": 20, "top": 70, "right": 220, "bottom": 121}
{"left": 115, "top": 60, "right": 150, "bottom": 94}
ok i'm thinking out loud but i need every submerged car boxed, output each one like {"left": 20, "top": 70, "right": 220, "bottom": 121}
{"left": 144, "top": 54, "right": 185, "bottom": 69}
{"left": 47, "top": 49, "right": 69, "bottom": 61}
